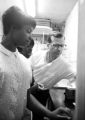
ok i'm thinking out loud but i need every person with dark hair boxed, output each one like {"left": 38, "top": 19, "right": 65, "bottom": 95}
{"left": 0, "top": 6, "right": 71, "bottom": 120}
{"left": 2, "top": 6, "right": 36, "bottom": 35}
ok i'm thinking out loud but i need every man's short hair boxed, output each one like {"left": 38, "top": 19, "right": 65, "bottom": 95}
{"left": 55, "top": 33, "right": 63, "bottom": 38}
{"left": 2, "top": 6, "right": 36, "bottom": 35}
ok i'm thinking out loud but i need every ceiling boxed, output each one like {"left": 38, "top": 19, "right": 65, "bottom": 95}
{"left": 35, "top": 0, "right": 77, "bottom": 23}
{"left": 32, "top": 0, "right": 78, "bottom": 34}
{"left": 0, "top": 0, "right": 78, "bottom": 35}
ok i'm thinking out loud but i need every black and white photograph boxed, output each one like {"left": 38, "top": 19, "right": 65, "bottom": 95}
{"left": 0, "top": 0, "right": 85, "bottom": 120}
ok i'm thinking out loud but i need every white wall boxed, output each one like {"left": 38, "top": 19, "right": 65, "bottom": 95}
{"left": 75, "top": 0, "right": 85, "bottom": 119}
{"left": 37, "top": 0, "right": 77, "bottom": 22}
{"left": 0, "top": 0, "right": 24, "bottom": 13}
{"left": 64, "top": 2, "right": 78, "bottom": 73}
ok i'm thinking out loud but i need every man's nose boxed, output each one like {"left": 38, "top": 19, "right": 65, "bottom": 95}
{"left": 26, "top": 32, "right": 32, "bottom": 40}
{"left": 27, "top": 33, "right": 32, "bottom": 38}
{"left": 27, "top": 37, "right": 34, "bottom": 47}
{"left": 28, "top": 36, "right": 33, "bottom": 41}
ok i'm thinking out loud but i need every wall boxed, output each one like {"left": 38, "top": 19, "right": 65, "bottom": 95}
{"left": 75, "top": 0, "right": 85, "bottom": 119}
{"left": 64, "top": 2, "right": 78, "bottom": 73}
{"left": 37, "top": 0, "right": 77, "bottom": 22}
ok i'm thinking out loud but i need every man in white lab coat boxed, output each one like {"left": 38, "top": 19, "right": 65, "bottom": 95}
{"left": 30, "top": 34, "right": 76, "bottom": 111}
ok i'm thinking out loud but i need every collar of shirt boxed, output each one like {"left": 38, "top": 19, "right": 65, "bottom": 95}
{"left": 0, "top": 44, "right": 18, "bottom": 57}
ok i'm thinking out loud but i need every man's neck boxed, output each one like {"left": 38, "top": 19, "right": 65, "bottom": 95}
{"left": 46, "top": 51, "right": 60, "bottom": 63}
{"left": 1, "top": 36, "right": 16, "bottom": 52}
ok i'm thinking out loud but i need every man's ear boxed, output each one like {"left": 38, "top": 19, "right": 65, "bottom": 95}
{"left": 11, "top": 25, "right": 19, "bottom": 34}
{"left": 10, "top": 25, "right": 16, "bottom": 32}
{"left": 10, "top": 25, "right": 18, "bottom": 37}
{"left": 12, "top": 25, "right": 18, "bottom": 30}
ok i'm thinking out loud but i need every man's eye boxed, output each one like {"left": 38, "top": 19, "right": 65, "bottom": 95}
{"left": 53, "top": 45, "right": 58, "bottom": 47}
{"left": 27, "top": 29, "right": 31, "bottom": 33}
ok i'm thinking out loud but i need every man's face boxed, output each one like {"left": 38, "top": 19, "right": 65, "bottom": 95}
{"left": 49, "top": 43, "right": 64, "bottom": 56}
{"left": 12, "top": 25, "right": 34, "bottom": 47}
{"left": 21, "top": 38, "right": 34, "bottom": 58}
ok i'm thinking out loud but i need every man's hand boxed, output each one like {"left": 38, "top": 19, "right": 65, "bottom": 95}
{"left": 52, "top": 107, "right": 72, "bottom": 120}
{"left": 54, "top": 107, "right": 71, "bottom": 116}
